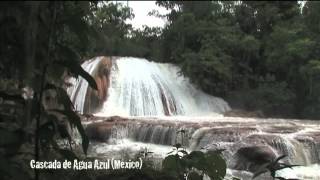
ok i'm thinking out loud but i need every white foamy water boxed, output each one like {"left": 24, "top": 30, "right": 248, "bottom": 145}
{"left": 90, "top": 138, "right": 174, "bottom": 158}
{"left": 276, "top": 164, "right": 320, "bottom": 180}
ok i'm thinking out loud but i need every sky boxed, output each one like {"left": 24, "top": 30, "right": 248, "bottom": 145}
{"left": 115, "top": 1, "right": 169, "bottom": 30}
{"left": 115, "top": 1, "right": 306, "bottom": 30}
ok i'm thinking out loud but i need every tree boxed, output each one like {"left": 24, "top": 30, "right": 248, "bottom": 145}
{"left": 85, "top": 2, "right": 134, "bottom": 56}
{"left": 0, "top": 2, "right": 98, "bottom": 180}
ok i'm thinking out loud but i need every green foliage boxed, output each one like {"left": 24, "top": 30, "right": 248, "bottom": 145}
{"left": 153, "top": 1, "right": 320, "bottom": 119}
{"left": 299, "top": 59, "right": 320, "bottom": 119}
{"left": 303, "top": 1, "right": 320, "bottom": 35}
{"left": 253, "top": 155, "right": 300, "bottom": 180}
{"left": 52, "top": 109, "right": 89, "bottom": 155}
{"left": 56, "top": 59, "right": 98, "bottom": 90}
{"left": 163, "top": 130, "right": 227, "bottom": 180}
{"left": 251, "top": 77, "right": 295, "bottom": 116}
{"left": 85, "top": 2, "right": 133, "bottom": 56}
{"left": 0, "top": 2, "right": 99, "bottom": 180}
{"left": 162, "top": 150, "right": 227, "bottom": 180}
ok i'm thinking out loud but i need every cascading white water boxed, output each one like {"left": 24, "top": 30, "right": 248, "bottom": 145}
{"left": 69, "top": 56, "right": 230, "bottom": 116}
{"left": 100, "top": 57, "right": 230, "bottom": 116}
{"left": 85, "top": 117, "right": 320, "bottom": 179}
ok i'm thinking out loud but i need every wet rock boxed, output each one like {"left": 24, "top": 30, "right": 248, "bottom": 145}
{"left": 86, "top": 122, "right": 113, "bottom": 142}
{"left": 83, "top": 116, "right": 320, "bottom": 168}
{"left": 262, "top": 125, "right": 302, "bottom": 134}
{"left": 84, "top": 116, "right": 131, "bottom": 141}
{"left": 231, "top": 145, "right": 277, "bottom": 172}
{"left": 83, "top": 57, "right": 113, "bottom": 114}
{"left": 224, "top": 109, "right": 265, "bottom": 118}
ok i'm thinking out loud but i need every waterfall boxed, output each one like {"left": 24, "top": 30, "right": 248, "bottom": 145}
{"left": 67, "top": 56, "right": 320, "bottom": 179}
{"left": 68, "top": 56, "right": 230, "bottom": 116}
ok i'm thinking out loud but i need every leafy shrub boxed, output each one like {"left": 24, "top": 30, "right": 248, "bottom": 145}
{"left": 162, "top": 149, "right": 227, "bottom": 180}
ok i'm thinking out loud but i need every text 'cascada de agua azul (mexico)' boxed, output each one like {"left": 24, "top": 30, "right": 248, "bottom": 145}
{"left": 67, "top": 56, "right": 320, "bottom": 180}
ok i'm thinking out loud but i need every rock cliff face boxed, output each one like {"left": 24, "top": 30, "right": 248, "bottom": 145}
{"left": 67, "top": 56, "right": 115, "bottom": 114}
{"left": 83, "top": 57, "right": 113, "bottom": 114}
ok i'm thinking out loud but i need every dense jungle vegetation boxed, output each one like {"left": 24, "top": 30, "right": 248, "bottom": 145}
{"left": 2, "top": 1, "right": 320, "bottom": 119}
{"left": 145, "top": 1, "right": 320, "bottom": 120}
{"left": 0, "top": 1, "right": 320, "bottom": 180}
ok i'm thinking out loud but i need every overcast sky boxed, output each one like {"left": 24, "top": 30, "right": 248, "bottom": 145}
{"left": 115, "top": 1, "right": 169, "bottom": 30}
